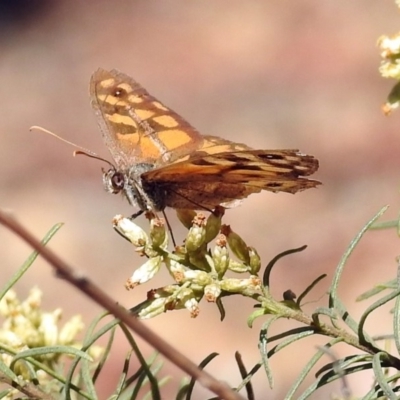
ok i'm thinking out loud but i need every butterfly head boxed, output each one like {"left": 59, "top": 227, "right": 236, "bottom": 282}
{"left": 102, "top": 163, "right": 165, "bottom": 212}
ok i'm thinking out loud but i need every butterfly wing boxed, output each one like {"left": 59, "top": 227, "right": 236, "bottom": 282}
{"left": 90, "top": 68, "right": 203, "bottom": 169}
{"left": 90, "top": 68, "right": 320, "bottom": 211}
{"left": 142, "top": 149, "right": 320, "bottom": 209}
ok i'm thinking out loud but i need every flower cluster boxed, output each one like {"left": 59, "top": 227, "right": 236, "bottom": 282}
{"left": 112, "top": 207, "right": 263, "bottom": 319}
{"left": 0, "top": 287, "right": 99, "bottom": 379}
{"left": 378, "top": 30, "right": 400, "bottom": 114}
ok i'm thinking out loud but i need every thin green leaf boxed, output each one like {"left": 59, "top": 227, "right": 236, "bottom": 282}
{"left": 356, "top": 279, "right": 397, "bottom": 301}
{"left": 372, "top": 352, "right": 397, "bottom": 399}
{"left": 236, "top": 362, "right": 262, "bottom": 394}
{"left": 267, "top": 327, "right": 316, "bottom": 344}
{"left": 216, "top": 297, "right": 226, "bottom": 321}
{"left": 80, "top": 357, "right": 97, "bottom": 399}
{"left": 234, "top": 352, "right": 254, "bottom": 400}
{"left": 369, "top": 219, "right": 398, "bottom": 230}
{"left": 0, "top": 390, "right": 12, "bottom": 399}
{"left": 311, "top": 307, "right": 337, "bottom": 326}
{"left": 92, "top": 324, "right": 116, "bottom": 383}
{"left": 0, "top": 343, "right": 88, "bottom": 399}
{"left": 317, "top": 361, "right": 396, "bottom": 399}
{"left": 262, "top": 245, "right": 307, "bottom": 287}
{"left": 258, "top": 316, "right": 280, "bottom": 388}
{"left": 118, "top": 323, "right": 160, "bottom": 400}
{"left": 0, "top": 359, "right": 18, "bottom": 381}
{"left": 10, "top": 346, "right": 91, "bottom": 368}
{"left": 247, "top": 308, "right": 267, "bottom": 328}
{"left": 143, "top": 376, "right": 170, "bottom": 400}
{"left": 315, "top": 353, "right": 373, "bottom": 377}
{"left": 130, "top": 369, "right": 149, "bottom": 400}
{"left": 370, "top": 209, "right": 400, "bottom": 236}
{"left": 123, "top": 353, "right": 160, "bottom": 392}
{"left": 176, "top": 383, "right": 190, "bottom": 400}
{"left": 297, "top": 274, "right": 327, "bottom": 306}
{"left": 358, "top": 287, "right": 400, "bottom": 348}
{"left": 144, "top": 361, "right": 165, "bottom": 384}
{"left": 285, "top": 338, "right": 342, "bottom": 400}
{"left": 267, "top": 329, "right": 316, "bottom": 360}
{"left": 334, "top": 298, "right": 374, "bottom": 345}
{"left": 329, "top": 206, "right": 389, "bottom": 314}
{"left": 112, "top": 350, "right": 132, "bottom": 399}
{"left": 65, "top": 314, "right": 120, "bottom": 397}
{"left": 0, "top": 223, "right": 63, "bottom": 302}
{"left": 394, "top": 286, "right": 400, "bottom": 357}
{"left": 364, "top": 372, "right": 400, "bottom": 399}
{"left": 80, "top": 311, "right": 117, "bottom": 385}
{"left": 298, "top": 363, "right": 372, "bottom": 400}
{"left": 185, "top": 353, "right": 219, "bottom": 400}
{"left": 19, "top": 358, "right": 38, "bottom": 384}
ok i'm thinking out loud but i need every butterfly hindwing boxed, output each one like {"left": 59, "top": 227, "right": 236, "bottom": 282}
{"left": 142, "top": 149, "right": 319, "bottom": 209}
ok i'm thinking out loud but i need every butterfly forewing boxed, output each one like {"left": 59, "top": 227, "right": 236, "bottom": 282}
{"left": 90, "top": 68, "right": 203, "bottom": 168}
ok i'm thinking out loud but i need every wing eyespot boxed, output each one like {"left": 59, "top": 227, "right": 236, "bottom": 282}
{"left": 113, "top": 87, "right": 127, "bottom": 98}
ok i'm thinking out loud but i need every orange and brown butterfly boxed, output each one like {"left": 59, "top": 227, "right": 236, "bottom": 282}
{"left": 90, "top": 68, "right": 320, "bottom": 215}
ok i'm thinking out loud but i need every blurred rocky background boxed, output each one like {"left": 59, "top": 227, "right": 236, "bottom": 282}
{"left": 1, "top": 1, "right": 400, "bottom": 398}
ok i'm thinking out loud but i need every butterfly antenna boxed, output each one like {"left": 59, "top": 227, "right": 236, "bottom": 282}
{"left": 30, "top": 126, "right": 97, "bottom": 155}
{"left": 30, "top": 125, "right": 115, "bottom": 169}
{"left": 73, "top": 150, "right": 115, "bottom": 169}
{"left": 162, "top": 210, "right": 176, "bottom": 248}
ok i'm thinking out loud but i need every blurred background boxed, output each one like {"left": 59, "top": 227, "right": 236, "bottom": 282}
{"left": 1, "top": 0, "right": 400, "bottom": 398}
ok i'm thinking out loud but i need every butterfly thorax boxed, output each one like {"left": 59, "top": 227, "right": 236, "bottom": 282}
{"left": 102, "top": 163, "right": 165, "bottom": 212}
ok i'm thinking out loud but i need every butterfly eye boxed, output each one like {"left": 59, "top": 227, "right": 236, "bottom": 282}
{"left": 103, "top": 169, "right": 125, "bottom": 195}
{"left": 111, "top": 172, "right": 125, "bottom": 191}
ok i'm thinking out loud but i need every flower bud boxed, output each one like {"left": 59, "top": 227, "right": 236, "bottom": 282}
{"left": 204, "top": 206, "right": 224, "bottom": 243}
{"left": 138, "top": 297, "right": 169, "bottom": 319}
{"left": 221, "top": 225, "right": 250, "bottom": 264}
{"left": 188, "top": 245, "right": 210, "bottom": 271}
{"left": 228, "top": 259, "right": 249, "bottom": 273}
{"left": 378, "top": 34, "right": 400, "bottom": 58}
{"left": 174, "top": 245, "right": 186, "bottom": 256}
{"left": 149, "top": 217, "right": 167, "bottom": 249}
{"left": 175, "top": 288, "right": 200, "bottom": 318}
{"left": 183, "top": 270, "right": 212, "bottom": 287}
{"left": 176, "top": 209, "right": 197, "bottom": 229}
{"left": 220, "top": 276, "right": 261, "bottom": 294}
{"left": 185, "top": 214, "right": 206, "bottom": 252}
{"left": 0, "top": 289, "right": 19, "bottom": 317}
{"left": 112, "top": 215, "right": 148, "bottom": 248}
{"left": 39, "top": 310, "right": 61, "bottom": 346}
{"left": 248, "top": 246, "right": 261, "bottom": 275}
{"left": 59, "top": 315, "right": 84, "bottom": 345}
{"left": 183, "top": 297, "right": 200, "bottom": 318}
{"left": 212, "top": 234, "right": 229, "bottom": 277}
{"left": 204, "top": 283, "right": 221, "bottom": 302}
{"left": 125, "top": 256, "right": 162, "bottom": 289}
{"left": 166, "top": 259, "right": 187, "bottom": 283}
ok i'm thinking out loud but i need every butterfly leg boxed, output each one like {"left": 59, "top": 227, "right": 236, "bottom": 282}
{"left": 129, "top": 210, "right": 145, "bottom": 220}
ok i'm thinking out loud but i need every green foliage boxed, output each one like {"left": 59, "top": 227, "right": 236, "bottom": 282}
{"left": 3, "top": 205, "right": 400, "bottom": 399}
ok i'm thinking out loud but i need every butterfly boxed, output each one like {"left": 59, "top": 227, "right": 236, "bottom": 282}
{"left": 90, "top": 68, "right": 320, "bottom": 215}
